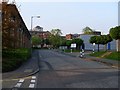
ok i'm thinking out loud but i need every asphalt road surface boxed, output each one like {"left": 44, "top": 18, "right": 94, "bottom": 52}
{"left": 2, "top": 50, "right": 119, "bottom": 89}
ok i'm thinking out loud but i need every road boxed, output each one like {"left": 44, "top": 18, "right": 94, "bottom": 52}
{"left": 2, "top": 50, "right": 119, "bottom": 89}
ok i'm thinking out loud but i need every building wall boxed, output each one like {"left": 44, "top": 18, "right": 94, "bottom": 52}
{"left": 66, "top": 34, "right": 80, "bottom": 40}
{"left": 79, "top": 35, "right": 116, "bottom": 51}
{"left": 2, "top": 2, "right": 31, "bottom": 49}
{"left": 66, "top": 34, "right": 72, "bottom": 40}
{"left": 30, "top": 31, "right": 50, "bottom": 39}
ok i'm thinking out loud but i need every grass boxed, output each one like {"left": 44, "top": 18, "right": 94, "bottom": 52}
{"left": 63, "top": 49, "right": 81, "bottom": 53}
{"left": 105, "top": 52, "right": 120, "bottom": 61}
{"left": 90, "top": 51, "right": 120, "bottom": 61}
{"left": 90, "top": 51, "right": 106, "bottom": 57}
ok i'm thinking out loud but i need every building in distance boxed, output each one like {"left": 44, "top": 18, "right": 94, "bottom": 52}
{"left": 30, "top": 26, "right": 50, "bottom": 39}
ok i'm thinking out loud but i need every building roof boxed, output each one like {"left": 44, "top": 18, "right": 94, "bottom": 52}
{"left": 30, "top": 30, "right": 50, "bottom": 33}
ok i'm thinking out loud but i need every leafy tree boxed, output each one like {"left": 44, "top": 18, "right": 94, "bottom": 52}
{"left": 110, "top": 26, "right": 120, "bottom": 40}
{"left": 49, "top": 35, "right": 61, "bottom": 48}
{"left": 43, "top": 39, "right": 50, "bottom": 45}
{"left": 89, "top": 36, "right": 101, "bottom": 52}
{"left": 60, "top": 38, "right": 67, "bottom": 46}
{"left": 95, "top": 36, "right": 102, "bottom": 52}
{"left": 72, "top": 38, "right": 83, "bottom": 50}
{"left": 110, "top": 26, "right": 120, "bottom": 51}
{"left": 100, "top": 35, "right": 113, "bottom": 51}
{"left": 66, "top": 40, "right": 72, "bottom": 49}
{"left": 51, "top": 29, "right": 62, "bottom": 36}
{"left": 82, "top": 26, "right": 93, "bottom": 34}
{"left": 89, "top": 36, "right": 97, "bottom": 44}
{"left": 90, "top": 35, "right": 113, "bottom": 51}
{"left": 48, "top": 29, "right": 63, "bottom": 48}
{"left": 32, "top": 35, "right": 42, "bottom": 47}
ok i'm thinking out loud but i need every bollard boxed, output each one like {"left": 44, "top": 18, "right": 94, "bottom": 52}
{"left": 93, "top": 49, "right": 94, "bottom": 53}
{"left": 82, "top": 49, "right": 84, "bottom": 56}
{"left": 71, "top": 49, "right": 72, "bottom": 53}
{"left": 80, "top": 51, "right": 83, "bottom": 58}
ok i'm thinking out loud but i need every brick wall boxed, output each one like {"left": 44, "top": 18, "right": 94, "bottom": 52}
{"left": 2, "top": 2, "right": 31, "bottom": 49}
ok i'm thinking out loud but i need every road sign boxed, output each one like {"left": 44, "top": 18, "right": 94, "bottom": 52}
{"left": 71, "top": 43, "right": 76, "bottom": 48}
{"left": 93, "top": 43, "right": 95, "bottom": 46}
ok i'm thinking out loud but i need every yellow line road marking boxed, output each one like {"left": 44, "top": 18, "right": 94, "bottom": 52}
{"left": 2, "top": 76, "right": 32, "bottom": 82}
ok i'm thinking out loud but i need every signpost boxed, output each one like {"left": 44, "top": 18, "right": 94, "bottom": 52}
{"left": 70, "top": 43, "right": 76, "bottom": 53}
{"left": 93, "top": 43, "right": 95, "bottom": 53}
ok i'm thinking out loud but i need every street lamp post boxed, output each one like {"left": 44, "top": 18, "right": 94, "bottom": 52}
{"left": 31, "top": 16, "right": 40, "bottom": 31}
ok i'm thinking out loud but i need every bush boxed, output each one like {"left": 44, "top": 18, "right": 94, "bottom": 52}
{"left": 2, "top": 48, "right": 31, "bottom": 72}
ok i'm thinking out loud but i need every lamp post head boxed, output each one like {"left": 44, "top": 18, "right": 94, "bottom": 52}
{"left": 31, "top": 16, "right": 40, "bottom": 18}
{"left": 37, "top": 16, "right": 40, "bottom": 18}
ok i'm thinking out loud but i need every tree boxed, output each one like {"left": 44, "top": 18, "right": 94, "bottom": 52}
{"left": 82, "top": 26, "right": 93, "bottom": 34}
{"left": 48, "top": 29, "right": 63, "bottom": 48}
{"left": 51, "top": 29, "right": 62, "bottom": 36}
{"left": 90, "top": 35, "right": 113, "bottom": 51}
{"left": 66, "top": 40, "right": 72, "bottom": 49}
{"left": 89, "top": 36, "right": 101, "bottom": 52}
{"left": 32, "top": 36, "right": 42, "bottom": 47}
{"left": 110, "top": 26, "right": 120, "bottom": 51}
{"left": 72, "top": 38, "right": 83, "bottom": 50}
{"left": 100, "top": 35, "right": 113, "bottom": 51}
{"left": 89, "top": 36, "right": 97, "bottom": 44}
{"left": 60, "top": 38, "right": 67, "bottom": 46}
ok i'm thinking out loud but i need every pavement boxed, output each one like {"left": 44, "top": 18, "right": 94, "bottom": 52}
{"left": 56, "top": 50, "right": 120, "bottom": 69}
{"left": 2, "top": 50, "right": 40, "bottom": 80}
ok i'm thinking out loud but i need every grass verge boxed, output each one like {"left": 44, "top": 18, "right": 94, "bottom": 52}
{"left": 63, "top": 49, "right": 80, "bottom": 53}
{"left": 90, "top": 51, "right": 120, "bottom": 61}
{"left": 105, "top": 52, "right": 120, "bottom": 61}
{"left": 89, "top": 51, "right": 106, "bottom": 57}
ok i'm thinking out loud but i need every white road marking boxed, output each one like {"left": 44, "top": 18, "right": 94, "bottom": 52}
{"left": 29, "top": 84, "right": 35, "bottom": 88}
{"left": 14, "top": 83, "right": 22, "bottom": 87}
{"left": 32, "top": 76, "right": 36, "bottom": 79}
{"left": 31, "top": 80, "right": 36, "bottom": 83}
{"left": 18, "top": 79, "right": 24, "bottom": 83}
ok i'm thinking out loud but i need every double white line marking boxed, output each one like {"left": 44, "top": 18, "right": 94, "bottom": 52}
{"left": 29, "top": 76, "right": 36, "bottom": 88}
{"left": 14, "top": 76, "right": 36, "bottom": 88}
{"left": 14, "top": 79, "right": 24, "bottom": 88}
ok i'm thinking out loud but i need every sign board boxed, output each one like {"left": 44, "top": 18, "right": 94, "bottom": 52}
{"left": 93, "top": 43, "right": 95, "bottom": 46}
{"left": 71, "top": 43, "right": 76, "bottom": 48}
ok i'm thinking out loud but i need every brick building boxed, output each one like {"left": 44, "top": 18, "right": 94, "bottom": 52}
{"left": 30, "top": 30, "right": 50, "bottom": 39}
{"left": 2, "top": 2, "right": 31, "bottom": 49}
{"left": 66, "top": 34, "right": 72, "bottom": 40}
{"left": 30, "top": 30, "right": 51, "bottom": 48}
{"left": 66, "top": 34, "right": 80, "bottom": 40}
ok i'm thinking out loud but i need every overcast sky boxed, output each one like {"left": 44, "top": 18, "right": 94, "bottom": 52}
{"left": 14, "top": 0, "right": 118, "bottom": 35}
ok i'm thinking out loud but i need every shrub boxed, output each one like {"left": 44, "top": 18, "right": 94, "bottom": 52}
{"left": 2, "top": 48, "right": 31, "bottom": 72}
